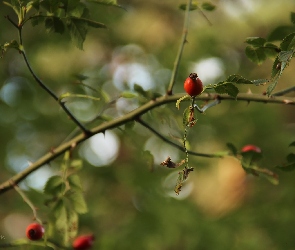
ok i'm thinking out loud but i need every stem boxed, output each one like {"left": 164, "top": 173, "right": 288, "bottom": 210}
{"left": 136, "top": 117, "right": 218, "bottom": 158}
{"left": 0, "top": 93, "right": 294, "bottom": 194}
{"left": 272, "top": 86, "right": 295, "bottom": 96}
{"left": 167, "top": 0, "right": 192, "bottom": 95}
{"left": 12, "top": 182, "right": 42, "bottom": 224}
{"left": 19, "top": 46, "right": 90, "bottom": 135}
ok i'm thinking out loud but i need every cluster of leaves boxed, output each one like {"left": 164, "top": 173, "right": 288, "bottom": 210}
{"left": 276, "top": 142, "right": 295, "bottom": 171}
{"left": 2, "top": 0, "right": 123, "bottom": 50}
{"left": 245, "top": 12, "right": 295, "bottom": 95}
{"left": 44, "top": 151, "right": 87, "bottom": 247}
{"left": 227, "top": 143, "right": 279, "bottom": 185}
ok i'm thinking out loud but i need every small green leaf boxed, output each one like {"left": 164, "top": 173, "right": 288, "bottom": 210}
{"left": 245, "top": 46, "right": 267, "bottom": 64}
{"left": 226, "top": 75, "right": 253, "bottom": 84}
{"left": 120, "top": 91, "right": 137, "bottom": 98}
{"left": 291, "top": 12, "right": 295, "bottom": 25}
{"left": 53, "top": 199, "right": 67, "bottom": 230}
{"left": 266, "top": 78, "right": 278, "bottom": 96}
{"left": 134, "top": 84, "right": 150, "bottom": 99}
{"left": 286, "top": 153, "right": 295, "bottom": 163}
{"left": 70, "top": 159, "right": 83, "bottom": 170}
{"left": 67, "top": 209, "right": 78, "bottom": 242}
{"left": 251, "top": 79, "right": 268, "bottom": 86}
{"left": 280, "top": 32, "right": 295, "bottom": 50}
{"left": 179, "top": 3, "right": 198, "bottom": 11}
{"left": 245, "top": 37, "right": 266, "bottom": 47}
{"left": 264, "top": 42, "right": 280, "bottom": 58}
{"left": 267, "top": 25, "right": 295, "bottom": 42}
{"left": 66, "top": 191, "right": 88, "bottom": 214}
{"left": 45, "top": 16, "right": 65, "bottom": 34}
{"left": 59, "top": 92, "right": 100, "bottom": 101}
{"left": 278, "top": 50, "right": 293, "bottom": 62}
{"left": 67, "top": 174, "right": 83, "bottom": 190}
{"left": 271, "top": 56, "right": 281, "bottom": 78}
{"left": 201, "top": 2, "right": 216, "bottom": 11}
{"left": 182, "top": 107, "right": 190, "bottom": 127}
{"left": 214, "top": 82, "right": 239, "bottom": 98}
{"left": 289, "top": 141, "right": 295, "bottom": 147}
{"left": 44, "top": 176, "right": 65, "bottom": 195}
{"left": 67, "top": 17, "right": 88, "bottom": 50}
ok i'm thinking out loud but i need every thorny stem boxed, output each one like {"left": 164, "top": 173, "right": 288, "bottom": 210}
{"left": 167, "top": 0, "right": 192, "bottom": 95}
{"left": 0, "top": 93, "right": 294, "bottom": 194}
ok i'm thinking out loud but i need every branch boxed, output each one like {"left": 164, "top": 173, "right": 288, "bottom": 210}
{"left": 0, "top": 92, "right": 294, "bottom": 194}
{"left": 136, "top": 117, "right": 220, "bottom": 158}
{"left": 272, "top": 86, "right": 295, "bottom": 96}
{"left": 167, "top": 0, "right": 192, "bottom": 95}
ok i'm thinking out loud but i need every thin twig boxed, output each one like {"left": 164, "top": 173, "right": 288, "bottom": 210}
{"left": 136, "top": 117, "right": 220, "bottom": 158}
{"left": 18, "top": 32, "right": 91, "bottom": 134}
{"left": 0, "top": 93, "right": 294, "bottom": 194}
{"left": 167, "top": 0, "right": 192, "bottom": 95}
{"left": 12, "top": 182, "right": 42, "bottom": 224}
{"left": 272, "top": 86, "right": 295, "bottom": 96}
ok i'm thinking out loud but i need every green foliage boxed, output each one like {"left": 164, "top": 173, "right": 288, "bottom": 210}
{"left": 276, "top": 142, "right": 295, "bottom": 171}
{"left": 44, "top": 151, "right": 87, "bottom": 246}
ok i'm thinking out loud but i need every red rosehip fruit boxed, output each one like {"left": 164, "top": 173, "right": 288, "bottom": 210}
{"left": 184, "top": 73, "right": 203, "bottom": 96}
{"left": 26, "top": 223, "right": 44, "bottom": 241}
{"left": 241, "top": 144, "right": 261, "bottom": 153}
{"left": 73, "top": 234, "right": 94, "bottom": 250}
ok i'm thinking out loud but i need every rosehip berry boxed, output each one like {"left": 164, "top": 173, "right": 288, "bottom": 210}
{"left": 26, "top": 223, "right": 44, "bottom": 241}
{"left": 184, "top": 73, "right": 203, "bottom": 96}
{"left": 241, "top": 144, "right": 261, "bottom": 153}
{"left": 72, "top": 234, "right": 94, "bottom": 250}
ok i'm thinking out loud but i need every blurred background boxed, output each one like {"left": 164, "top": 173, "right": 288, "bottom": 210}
{"left": 1, "top": 0, "right": 295, "bottom": 249}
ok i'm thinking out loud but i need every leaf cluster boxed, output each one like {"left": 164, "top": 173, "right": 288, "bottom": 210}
{"left": 245, "top": 12, "right": 295, "bottom": 95}
{"left": 44, "top": 151, "right": 86, "bottom": 247}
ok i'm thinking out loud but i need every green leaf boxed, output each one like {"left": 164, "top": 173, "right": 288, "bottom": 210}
{"left": 267, "top": 25, "right": 295, "bottom": 42}
{"left": 226, "top": 74, "right": 253, "bottom": 84}
{"left": 66, "top": 191, "right": 88, "bottom": 214}
{"left": 266, "top": 78, "right": 278, "bottom": 96}
{"left": 53, "top": 199, "right": 67, "bottom": 231}
{"left": 182, "top": 107, "right": 190, "bottom": 127}
{"left": 286, "top": 153, "right": 295, "bottom": 163}
{"left": 214, "top": 82, "right": 239, "bottom": 98}
{"left": 70, "top": 159, "right": 83, "bottom": 170}
{"left": 278, "top": 50, "right": 293, "bottom": 62}
{"left": 271, "top": 56, "right": 281, "bottom": 78}
{"left": 120, "top": 91, "right": 138, "bottom": 98}
{"left": 134, "top": 84, "right": 150, "bottom": 99}
{"left": 67, "top": 174, "right": 83, "bottom": 190}
{"left": 289, "top": 141, "right": 295, "bottom": 147}
{"left": 251, "top": 79, "right": 268, "bottom": 86}
{"left": 67, "top": 209, "right": 79, "bottom": 242}
{"left": 280, "top": 32, "right": 295, "bottom": 50}
{"left": 45, "top": 16, "right": 65, "bottom": 34}
{"left": 245, "top": 37, "right": 266, "bottom": 47}
{"left": 59, "top": 92, "right": 100, "bottom": 101}
{"left": 179, "top": 3, "right": 198, "bottom": 11}
{"left": 66, "top": 17, "right": 88, "bottom": 50}
{"left": 87, "top": 0, "right": 126, "bottom": 10}
{"left": 44, "top": 175, "right": 65, "bottom": 195}
{"left": 201, "top": 2, "right": 216, "bottom": 11}
{"left": 245, "top": 46, "right": 267, "bottom": 64}
{"left": 264, "top": 42, "right": 280, "bottom": 58}
{"left": 291, "top": 12, "right": 295, "bottom": 25}
{"left": 226, "top": 143, "right": 238, "bottom": 156}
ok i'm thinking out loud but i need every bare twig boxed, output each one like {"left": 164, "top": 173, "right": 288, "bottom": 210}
{"left": 136, "top": 117, "right": 220, "bottom": 158}
{"left": 272, "top": 86, "right": 295, "bottom": 96}
{"left": 167, "top": 0, "right": 192, "bottom": 95}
